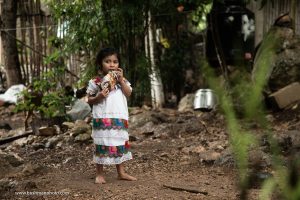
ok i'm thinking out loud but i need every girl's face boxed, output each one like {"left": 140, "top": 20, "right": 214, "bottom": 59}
{"left": 101, "top": 54, "right": 119, "bottom": 74}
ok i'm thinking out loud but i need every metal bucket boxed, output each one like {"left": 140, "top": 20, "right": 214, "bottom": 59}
{"left": 193, "top": 89, "right": 217, "bottom": 112}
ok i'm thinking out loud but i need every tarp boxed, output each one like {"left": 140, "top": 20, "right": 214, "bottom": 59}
{"left": 0, "top": 84, "right": 26, "bottom": 104}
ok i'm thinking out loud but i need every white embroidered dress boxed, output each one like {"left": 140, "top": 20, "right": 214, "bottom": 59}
{"left": 87, "top": 77, "right": 133, "bottom": 165}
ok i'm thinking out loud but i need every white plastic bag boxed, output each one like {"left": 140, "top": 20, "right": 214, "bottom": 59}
{"left": 0, "top": 84, "right": 26, "bottom": 104}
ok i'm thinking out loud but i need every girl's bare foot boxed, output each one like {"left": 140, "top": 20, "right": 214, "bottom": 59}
{"left": 95, "top": 175, "right": 106, "bottom": 184}
{"left": 118, "top": 173, "right": 137, "bottom": 181}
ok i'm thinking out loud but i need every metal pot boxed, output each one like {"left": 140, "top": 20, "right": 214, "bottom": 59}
{"left": 193, "top": 89, "right": 217, "bottom": 112}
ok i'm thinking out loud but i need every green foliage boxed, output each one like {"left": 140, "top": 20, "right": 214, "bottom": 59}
{"left": 247, "top": 26, "right": 284, "bottom": 120}
{"left": 202, "top": 44, "right": 300, "bottom": 198}
{"left": 128, "top": 55, "right": 151, "bottom": 106}
{"left": 14, "top": 89, "right": 40, "bottom": 112}
{"left": 39, "top": 90, "right": 68, "bottom": 118}
{"left": 46, "top": 0, "right": 107, "bottom": 52}
{"left": 160, "top": 36, "right": 192, "bottom": 96}
{"left": 14, "top": 67, "right": 72, "bottom": 119}
{"left": 190, "top": 3, "right": 212, "bottom": 31}
{"left": 44, "top": 0, "right": 213, "bottom": 105}
{"left": 45, "top": 0, "right": 149, "bottom": 96}
{"left": 203, "top": 61, "right": 256, "bottom": 193}
{"left": 45, "top": 0, "right": 107, "bottom": 87}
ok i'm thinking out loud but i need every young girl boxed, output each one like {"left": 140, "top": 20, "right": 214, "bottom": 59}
{"left": 86, "top": 47, "right": 137, "bottom": 184}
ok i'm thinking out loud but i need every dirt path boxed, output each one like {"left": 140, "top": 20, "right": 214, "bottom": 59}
{"left": 5, "top": 135, "right": 257, "bottom": 200}
{"left": 4, "top": 106, "right": 296, "bottom": 199}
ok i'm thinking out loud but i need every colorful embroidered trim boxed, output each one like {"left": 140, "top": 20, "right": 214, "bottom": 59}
{"left": 92, "top": 75, "right": 129, "bottom": 90}
{"left": 93, "top": 76, "right": 102, "bottom": 85}
{"left": 95, "top": 141, "right": 130, "bottom": 157}
{"left": 92, "top": 118, "right": 128, "bottom": 130}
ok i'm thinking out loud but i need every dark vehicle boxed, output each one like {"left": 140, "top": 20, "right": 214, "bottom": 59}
{"left": 206, "top": 0, "right": 255, "bottom": 69}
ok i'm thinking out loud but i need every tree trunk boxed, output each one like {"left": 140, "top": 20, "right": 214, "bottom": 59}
{"left": 0, "top": 0, "right": 23, "bottom": 87}
{"left": 291, "top": 0, "right": 296, "bottom": 33}
{"left": 145, "top": 11, "right": 165, "bottom": 108}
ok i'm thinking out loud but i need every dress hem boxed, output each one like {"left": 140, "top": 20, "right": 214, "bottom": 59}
{"left": 93, "top": 152, "right": 133, "bottom": 165}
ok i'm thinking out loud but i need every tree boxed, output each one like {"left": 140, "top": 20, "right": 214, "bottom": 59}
{"left": 0, "top": 0, "right": 22, "bottom": 87}
{"left": 46, "top": 0, "right": 152, "bottom": 106}
{"left": 145, "top": 11, "right": 165, "bottom": 108}
{"left": 45, "top": 0, "right": 213, "bottom": 107}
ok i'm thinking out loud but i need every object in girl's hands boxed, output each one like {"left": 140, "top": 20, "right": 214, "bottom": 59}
{"left": 101, "top": 70, "right": 118, "bottom": 91}
{"left": 109, "top": 70, "right": 119, "bottom": 79}
{"left": 100, "top": 81, "right": 111, "bottom": 91}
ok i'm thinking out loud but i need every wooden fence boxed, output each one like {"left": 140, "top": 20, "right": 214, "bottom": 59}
{"left": 248, "top": 0, "right": 300, "bottom": 45}
{"left": 0, "top": 0, "right": 80, "bottom": 87}
{"left": 1, "top": 0, "right": 299, "bottom": 87}
{"left": 262, "top": 0, "right": 299, "bottom": 34}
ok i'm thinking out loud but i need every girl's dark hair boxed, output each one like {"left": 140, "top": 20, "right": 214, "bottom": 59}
{"left": 95, "top": 47, "right": 121, "bottom": 69}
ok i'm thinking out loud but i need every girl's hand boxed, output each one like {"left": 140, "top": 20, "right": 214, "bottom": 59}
{"left": 87, "top": 88, "right": 109, "bottom": 104}
{"left": 115, "top": 68, "right": 132, "bottom": 97}
{"left": 116, "top": 68, "right": 124, "bottom": 83}
{"left": 97, "top": 88, "right": 109, "bottom": 100}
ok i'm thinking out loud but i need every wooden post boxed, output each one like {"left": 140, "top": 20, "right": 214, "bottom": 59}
{"left": 255, "top": 3, "right": 264, "bottom": 46}
{"left": 291, "top": 0, "right": 296, "bottom": 33}
{"left": 34, "top": 0, "right": 42, "bottom": 78}
{"left": 28, "top": 0, "right": 35, "bottom": 78}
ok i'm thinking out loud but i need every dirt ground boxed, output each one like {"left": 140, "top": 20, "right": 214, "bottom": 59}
{"left": 8, "top": 138, "right": 242, "bottom": 200}
{"left": 1, "top": 104, "right": 299, "bottom": 200}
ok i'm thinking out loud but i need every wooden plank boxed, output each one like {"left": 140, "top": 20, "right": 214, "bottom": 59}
{"left": 163, "top": 183, "right": 208, "bottom": 195}
{"left": 0, "top": 130, "right": 33, "bottom": 145}
{"left": 268, "top": 82, "right": 300, "bottom": 109}
{"left": 17, "top": 16, "right": 26, "bottom": 81}
{"left": 42, "top": 15, "right": 47, "bottom": 74}
{"left": 34, "top": 0, "right": 42, "bottom": 78}
{"left": 28, "top": 0, "right": 35, "bottom": 78}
